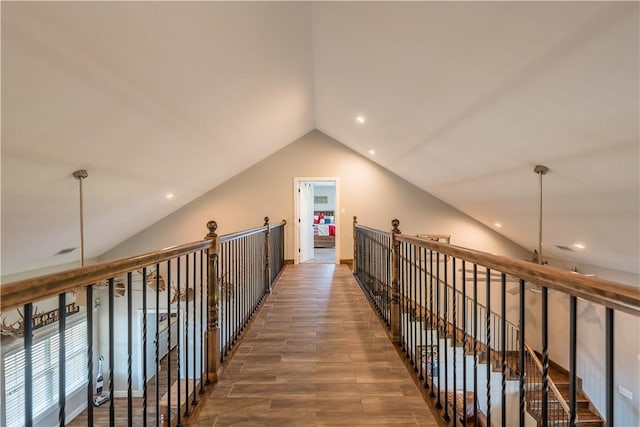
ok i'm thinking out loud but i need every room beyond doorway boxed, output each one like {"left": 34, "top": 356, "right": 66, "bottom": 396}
{"left": 293, "top": 177, "right": 340, "bottom": 264}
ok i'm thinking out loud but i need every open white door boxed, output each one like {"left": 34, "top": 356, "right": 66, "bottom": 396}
{"left": 298, "top": 182, "right": 314, "bottom": 263}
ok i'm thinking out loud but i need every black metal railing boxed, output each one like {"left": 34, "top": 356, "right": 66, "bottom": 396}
{"left": 353, "top": 223, "right": 392, "bottom": 326}
{"left": 0, "top": 218, "right": 286, "bottom": 427}
{"left": 353, "top": 218, "right": 640, "bottom": 427}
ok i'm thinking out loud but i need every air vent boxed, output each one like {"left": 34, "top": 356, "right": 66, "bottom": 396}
{"left": 55, "top": 247, "right": 77, "bottom": 255}
{"left": 554, "top": 245, "right": 575, "bottom": 252}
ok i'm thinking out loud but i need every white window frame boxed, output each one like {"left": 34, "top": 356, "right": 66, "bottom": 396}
{"left": 1, "top": 315, "right": 88, "bottom": 427}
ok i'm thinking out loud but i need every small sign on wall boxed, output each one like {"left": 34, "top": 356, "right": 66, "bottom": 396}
{"left": 314, "top": 196, "right": 328, "bottom": 204}
{"left": 32, "top": 302, "right": 80, "bottom": 330}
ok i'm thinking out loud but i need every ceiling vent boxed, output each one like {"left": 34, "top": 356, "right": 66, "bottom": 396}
{"left": 554, "top": 245, "right": 576, "bottom": 252}
{"left": 55, "top": 247, "right": 77, "bottom": 255}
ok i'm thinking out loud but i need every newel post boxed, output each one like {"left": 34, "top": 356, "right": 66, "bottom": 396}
{"left": 264, "top": 216, "right": 271, "bottom": 294}
{"left": 352, "top": 216, "right": 358, "bottom": 274}
{"left": 390, "top": 218, "right": 402, "bottom": 343}
{"left": 205, "top": 220, "right": 221, "bottom": 383}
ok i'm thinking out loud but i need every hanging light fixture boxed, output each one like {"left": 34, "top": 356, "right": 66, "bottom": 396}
{"left": 72, "top": 170, "right": 89, "bottom": 306}
{"left": 529, "top": 165, "right": 549, "bottom": 293}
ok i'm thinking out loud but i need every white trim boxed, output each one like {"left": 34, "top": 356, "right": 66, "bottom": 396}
{"left": 293, "top": 177, "right": 341, "bottom": 265}
{"left": 65, "top": 394, "right": 88, "bottom": 424}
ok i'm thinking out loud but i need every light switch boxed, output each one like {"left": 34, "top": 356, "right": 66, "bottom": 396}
{"left": 619, "top": 385, "right": 633, "bottom": 400}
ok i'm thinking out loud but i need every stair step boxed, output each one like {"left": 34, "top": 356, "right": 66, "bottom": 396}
{"left": 557, "top": 389, "right": 591, "bottom": 409}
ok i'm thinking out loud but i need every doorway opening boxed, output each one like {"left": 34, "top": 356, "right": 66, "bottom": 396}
{"left": 293, "top": 178, "right": 340, "bottom": 264}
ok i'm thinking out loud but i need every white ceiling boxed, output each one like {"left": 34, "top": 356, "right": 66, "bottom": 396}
{"left": 2, "top": 2, "right": 638, "bottom": 277}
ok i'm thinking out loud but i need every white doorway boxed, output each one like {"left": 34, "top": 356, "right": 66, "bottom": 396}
{"left": 298, "top": 182, "right": 314, "bottom": 263}
{"left": 293, "top": 177, "right": 341, "bottom": 264}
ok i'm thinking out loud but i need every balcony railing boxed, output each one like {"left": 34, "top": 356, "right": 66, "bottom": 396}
{"left": 0, "top": 218, "right": 285, "bottom": 427}
{"left": 353, "top": 217, "right": 640, "bottom": 427}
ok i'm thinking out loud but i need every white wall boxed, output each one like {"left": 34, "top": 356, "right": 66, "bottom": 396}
{"left": 99, "top": 130, "right": 529, "bottom": 263}
{"left": 313, "top": 185, "right": 335, "bottom": 212}
{"left": 1, "top": 258, "right": 98, "bottom": 283}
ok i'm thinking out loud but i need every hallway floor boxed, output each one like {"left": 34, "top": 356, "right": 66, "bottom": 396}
{"left": 304, "top": 247, "right": 336, "bottom": 264}
{"left": 190, "top": 264, "right": 438, "bottom": 426}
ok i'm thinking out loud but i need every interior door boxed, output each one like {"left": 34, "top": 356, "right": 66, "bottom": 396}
{"left": 298, "top": 182, "right": 314, "bottom": 263}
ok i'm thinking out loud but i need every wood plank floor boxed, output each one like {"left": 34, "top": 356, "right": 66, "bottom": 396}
{"left": 190, "top": 264, "right": 438, "bottom": 427}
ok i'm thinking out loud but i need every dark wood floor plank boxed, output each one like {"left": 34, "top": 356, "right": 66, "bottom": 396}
{"left": 191, "top": 264, "right": 438, "bottom": 427}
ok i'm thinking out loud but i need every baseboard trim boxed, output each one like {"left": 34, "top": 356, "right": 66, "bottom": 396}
{"left": 284, "top": 259, "right": 294, "bottom": 265}
{"left": 340, "top": 259, "right": 353, "bottom": 268}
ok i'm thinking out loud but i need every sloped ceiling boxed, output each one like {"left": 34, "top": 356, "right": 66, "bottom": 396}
{"left": 2, "top": 2, "right": 638, "bottom": 277}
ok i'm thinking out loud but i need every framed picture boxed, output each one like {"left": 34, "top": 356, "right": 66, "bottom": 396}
{"left": 314, "top": 196, "right": 328, "bottom": 204}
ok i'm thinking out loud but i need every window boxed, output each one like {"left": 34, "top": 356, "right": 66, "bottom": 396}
{"left": 3, "top": 319, "right": 87, "bottom": 427}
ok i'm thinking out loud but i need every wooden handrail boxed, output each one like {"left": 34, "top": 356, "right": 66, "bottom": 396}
{"left": 524, "top": 341, "right": 571, "bottom": 415}
{"left": 395, "top": 234, "right": 640, "bottom": 317}
{"left": 269, "top": 220, "right": 286, "bottom": 230}
{"left": 1, "top": 239, "right": 212, "bottom": 312}
{"left": 356, "top": 224, "right": 390, "bottom": 235}
{"left": 219, "top": 220, "right": 285, "bottom": 242}
{"left": 1, "top": 220, "right": 286, "bottom": 313}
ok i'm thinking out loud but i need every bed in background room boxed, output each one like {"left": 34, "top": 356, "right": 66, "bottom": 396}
{"left": 313, "top": 211, "right": 335, "bottom": 248}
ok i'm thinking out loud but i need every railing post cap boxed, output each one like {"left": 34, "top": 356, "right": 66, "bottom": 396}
{"left": 206, "top": 220, "right": 218, "bottom": 237}
{"left": 392, "top": 219, "right": 400, "bottom": 233}
{"left": 353, "top": 216, "right": 357, "bottom": 223}
{"left": 282, "top": 219, "right": 287, "bottom": 225}
{"left": 264, "top": 216, "right": 270, "bottom": 226}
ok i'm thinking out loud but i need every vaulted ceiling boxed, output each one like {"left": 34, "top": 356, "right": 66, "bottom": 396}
{"left": 2, "top": 2, "right": 638, "bottom": 277}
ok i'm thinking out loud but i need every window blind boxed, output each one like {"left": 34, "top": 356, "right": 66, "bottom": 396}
{"left": 3, "top": 320, "right": 88, "bottom": 427}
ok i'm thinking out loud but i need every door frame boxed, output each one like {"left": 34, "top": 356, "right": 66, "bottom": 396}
{"left": 293, "top": 177, "right": 341, "bottom": 265}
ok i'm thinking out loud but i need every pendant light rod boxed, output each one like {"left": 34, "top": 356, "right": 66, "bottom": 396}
{"left": 534, "top": 165, "right": 549, "bottom": 265}
{"left": 72, "top": 169, "right": 88, "bottom": 267}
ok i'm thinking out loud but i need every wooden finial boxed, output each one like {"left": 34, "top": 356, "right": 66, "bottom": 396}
{"left": 391, "top": 219, "right": 401, "bottom": 234}
{"left": 264, "top": 216, "right": 270, "bottom": 227}
{"left": 353, "top": 216, "right": 357, "bottom": 224}
{"left": 282, "top": 219, "right": 287, "bottom": 226}
{"left": 206, "top": 220, "right": 218, "bottom": 238}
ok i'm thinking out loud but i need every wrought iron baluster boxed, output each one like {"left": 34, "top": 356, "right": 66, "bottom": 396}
{"left": 58, "top": 292, "right": 66, "bottom": 427}
{"left": 442, "top": 254, "right": 450, "bottom": 421}
{"left": 486, "top": 268, "right": 492, "bottom": 426}
{"left": 428, "top": 250, "right": 435, "bottom": 397}
{"left": 87, "top": 285, "right": 94, "bottom": 427}
{"left": 192, "top": 253, "right": 198, "bottom": 406}
{"left": 176, "top": 260, "right": 182, "bottom": 427}
{"left": 127, "top": 272, "right": 133, "bottom": 427}
{"left": 452, "top": 258, "right": 458, "bottom": 424}
{"left": 462, "top": 261, "right": 468, "bottom": 426}
{"left": 435, "top": 252, "right": 442, "bottom": 410}
{"left": 109, "top": 278, "right": 115, "bottom": 427}
{"left": 184, "top": 255, "right": 191, "bottom": 418}
{"left": 166, "top": 262, "right": 172, "bottom": 427}
{"left": 569, "top": 296, "right": 577, "bottom": 426}
{"left": 24, "top": 303, "right": 33, "bottom": 427}
{"left": 606, "top": 308, "right": 614, "bottom": 427}
{"left": 501, "top": 273, "right": 507, "bottom": 427}
{"left": 142, "top": 268, "right": 148, "bottom": 427}
{"left": 200, "top": 250, "right": 206, "bottom": 394}
{"left": 473, "top": 264, "right": 479, "bottom": 427}
{"left": 542, "top": 286, "right": 549, "bottom": 426}
{"left": 519, "top": 279, "right": 526, "bottom": 427}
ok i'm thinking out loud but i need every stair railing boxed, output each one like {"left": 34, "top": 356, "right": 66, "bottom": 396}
{"left": 353, "top": 218, "right": 640, "bottom": 427}
{"left": 524, "top": 341, "right": 570, "bottom": 426}
{"left": 0, "top": 218, "right": 286, "bottom": 427}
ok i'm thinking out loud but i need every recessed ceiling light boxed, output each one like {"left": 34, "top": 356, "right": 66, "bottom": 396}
{"left": 573, "top": 243, "right": 585, "bottom": 249}
{"left": 356, "top": 115, "right": 366, "bottom": 124}
{"left": 494, "top": 222, "right": 502, "bottom": 228}
{"left": 368, "top": 149, "right": 376, "bottom": 155}
{"left": 166, "top": 193, "right": 174, "bottom": 200}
